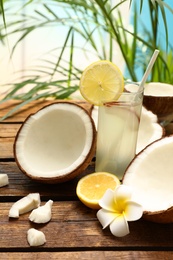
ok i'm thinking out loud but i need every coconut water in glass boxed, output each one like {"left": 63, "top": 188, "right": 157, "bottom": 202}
{"left": 95, "top": 83, "right": 144, "bottom": 179}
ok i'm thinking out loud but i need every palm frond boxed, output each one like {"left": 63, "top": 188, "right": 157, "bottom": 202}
{"left": 0, "top": 0, "right": 6, "bottom": 28}
{"left": 0, "top": 0, "right": 173, "bottom": 120}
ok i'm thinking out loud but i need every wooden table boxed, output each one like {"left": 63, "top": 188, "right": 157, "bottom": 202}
{"left": 0, "top": 100, "right": 173, "bottom": 260}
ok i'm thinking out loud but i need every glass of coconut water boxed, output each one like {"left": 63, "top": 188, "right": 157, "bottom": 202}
{"left": 95, "top": 82, "right": 144, "bottom": 180}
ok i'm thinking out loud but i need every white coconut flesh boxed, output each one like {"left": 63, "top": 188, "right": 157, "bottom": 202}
{"left": 144, "top": 82, "right": 173, "bottom": 97}
{"left": 123, "top": 136, "right": 173, "bottom": 213}
{"left": 136, "top": 107, "right": 163, "bottom": 154}
{"left": 14, "top": 103, "right": 96, "bottom": 179}
{"left": 125, "top": 82, "right": 173, "bottom": 97}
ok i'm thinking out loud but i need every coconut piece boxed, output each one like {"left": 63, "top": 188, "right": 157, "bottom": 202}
{"left": 27, "top": 228, "right": 46, "bottom": 247}
{"left": 123, "top": 136, "right": 173, "bottom": 223}
{"left": 136, "top": 107, "right": 164, "bottom": 153}
{"left": 14, "top": 102, "right": 96, "bottom": 183}
{"left": 29, "top": 200, "right": 53, "bottom": 224}
{"left": 9, "top": 193, "right": 40, "bottom": 218}
{"left": 0, "top": 174, "right": 9, "bottom": 187}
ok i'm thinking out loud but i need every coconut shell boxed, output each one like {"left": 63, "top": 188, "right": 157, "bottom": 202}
{"left": 143, "top": 95, "right": 173, "bottom": 121}
{"left": 143, "top": 207, "right": 173, "bottom": 224}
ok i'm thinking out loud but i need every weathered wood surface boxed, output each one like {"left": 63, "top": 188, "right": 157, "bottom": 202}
{"left": 0, "top": 100, "right": 93, "bottom": 122}
{"left": 1, "top": 252, "right": 173, "bottom": 260}
{"left": 0, "top": 161, "right": 94, "bottom": 198}
{"left": 0, "top": 100, "right": 173, "bottom": 259}
{"left": 0, "top": 201, "right": 173, "bottom": 249}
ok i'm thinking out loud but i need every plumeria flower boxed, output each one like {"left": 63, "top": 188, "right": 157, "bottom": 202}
{"left": 97, "top": 184, "right": 143, "bottom": 237}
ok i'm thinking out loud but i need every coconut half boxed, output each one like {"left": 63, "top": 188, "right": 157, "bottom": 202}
{"left": 14, "top": 102, "right": 96, "bottom": 183}
{"left": 126, "top": 82, "right": 173, "bottom": 121}
{"left": 123, "top": 136, "right": 173, "bottom": 223}
{"left": 143, "top": 82, "right": 173, "bottom": 121}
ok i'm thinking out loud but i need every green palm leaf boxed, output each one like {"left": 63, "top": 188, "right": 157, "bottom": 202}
{"left": 0, "top": 0, "right": 173, "bottom": 120}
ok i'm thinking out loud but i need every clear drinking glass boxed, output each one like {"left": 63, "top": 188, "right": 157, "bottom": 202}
{"left": 95, "top": 82, "right": 144, "bottom": 180}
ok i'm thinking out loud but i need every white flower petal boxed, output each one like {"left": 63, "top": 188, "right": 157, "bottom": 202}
{"left": 110, "top": 214, "right": 129, "bottom": 237}
{"left": 115, "top": 185, "right": 132, "bottom": 204}
{"left": 124, "top": 201, "right": 143, "bottom": 221}
{"left": 99, "top": 189, "right": 116, "bottom": 211}
{"left": 97, "top": 209, "right": 119, "bottom": 229}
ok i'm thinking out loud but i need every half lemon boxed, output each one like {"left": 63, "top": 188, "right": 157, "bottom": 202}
{"left": 76, "top": 172, "right": 120, "bottom": 209}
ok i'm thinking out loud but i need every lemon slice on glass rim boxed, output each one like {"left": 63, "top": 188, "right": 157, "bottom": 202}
{"left": 79, "top": 60, "right": 124, "bottom": 106}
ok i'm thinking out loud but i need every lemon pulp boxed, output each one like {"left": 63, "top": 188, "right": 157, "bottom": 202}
{"left": 80, "top": 60, "right": 124, "bottom": 106}
{"left": 76, "top": 172, "right": 120, "bottom": 209}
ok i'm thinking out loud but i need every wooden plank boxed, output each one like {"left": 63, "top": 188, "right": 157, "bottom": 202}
{"left": 0, "top": 138, "right": 14, "bottom": 159}
{"left": 0, "top": 162, "right": 95, "bottom": 198}
{"left": 0, "top": 100, "right": 94, "bottom": 122}
{"left": 0, "top": 100, "right": 173, "bottom": 258}
{"left": 0, "top": 124, "right": 20, "bottom": 138}
{"left": 0, "top": 251, "right": 172, "bottom": 260}
{"left": 0, "top": 201, "right": 173, "bottom": 249}
{"left": 0, "top": 124, "right": 20, "bottom": 159}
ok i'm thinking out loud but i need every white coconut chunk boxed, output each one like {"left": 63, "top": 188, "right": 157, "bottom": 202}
{"left": 27, "top": 228, "right": 46, "bottom": 247}
{"left": 0, "top": 174, "right": 9, "bottom": 187}
{"left": 123, "top": 136, "right": 173, "bottom": 212}
{"left": 29, "top": 200, "right": 53, "bottom": 223}
{"left": 14, "top": 103, "right": 95, "bottom": 180}
{"left": 136, "top": 107, "right": 163, "bottom": 153}
{"left": 9, "top": 193, "right": 40, "bottom": 218}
